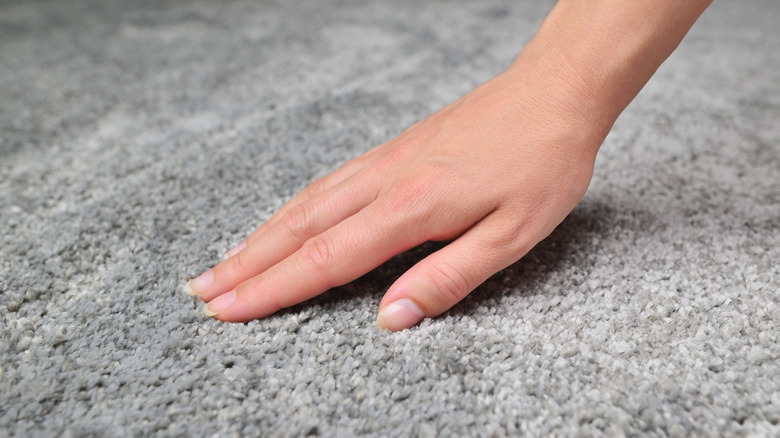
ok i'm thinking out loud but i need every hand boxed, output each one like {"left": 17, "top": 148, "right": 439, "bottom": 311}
{"left": 184, "top": 57, "right": 609, "bottom": 331}
{"left": 184, "top": 0, "right": 711, "bottom": 331}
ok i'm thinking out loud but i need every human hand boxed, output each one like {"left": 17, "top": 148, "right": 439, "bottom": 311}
{"left": 184, "top": 54, "right": 612, "bottom": 331}
{"left": 183, "top": 0, "right": 712, "bottom": 331}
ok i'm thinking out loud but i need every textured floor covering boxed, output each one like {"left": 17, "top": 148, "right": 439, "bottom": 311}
{"left": 1, "top": 0, "right": 779, "bottom": 436}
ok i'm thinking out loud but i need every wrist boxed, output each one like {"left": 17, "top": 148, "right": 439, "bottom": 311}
{"left": 505, "top": 0, "right": 712, "bottom": 146}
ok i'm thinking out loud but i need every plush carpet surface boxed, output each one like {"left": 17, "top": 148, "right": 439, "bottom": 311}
{"left": 1, "top": 0, "right": 778, "bottom": 436}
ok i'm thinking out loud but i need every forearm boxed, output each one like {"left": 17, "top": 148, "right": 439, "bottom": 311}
{"left": 507, "top": 0, "right": 713, "bottom": 148}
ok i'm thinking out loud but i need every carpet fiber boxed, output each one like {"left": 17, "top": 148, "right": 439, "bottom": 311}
{"left": 1, "top": 0, "right": 778, "bottom": 435}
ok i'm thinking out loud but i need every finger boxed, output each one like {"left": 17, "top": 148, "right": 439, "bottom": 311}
{"left": 226, "top": 144, "right": 389, "bottom": 257}
{"left": 204, "top": 201, "right": 425, "bottom": 322}
{"left": 225, "top": 162, "right": 359, "bottom": 257}
{"left": 188, "top": 176, "right": 378, "bottom": 301}
{"left": 376, "top": 212, "right": 532, "bottom": 331}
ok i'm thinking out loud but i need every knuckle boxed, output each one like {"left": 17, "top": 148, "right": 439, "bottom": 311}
{"left": 428, "top": 261, "right": 472, "bottom": 304}
{"left": 384, "top": 175, "right": 435, "bottom": 215}
{"left": 229, "top": 250, "right": 250, "bottom": 273}
{"left": 497, "top": 219, "right": 527, "bottom": 247}
{"left": 301, "top": 177, "right": 327, "bottom": 199}
{"left": 281, "top": 205, "right": 312, "bottom": 239}
{"left": 340, "top": 156, "right": 364, "bottom": 171}
{"left": 371, "top": 140, "right": 416, "bottom": 174}
{"left": 298, "top": 235, "right": 333, "bottom": 272}
{"left": 494, "top": 210, "right": 547, "bottom": 257}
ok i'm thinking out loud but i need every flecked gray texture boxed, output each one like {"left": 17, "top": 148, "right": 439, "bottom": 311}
{"left": 1, "top": 0, "right": 779, "bottom": 436}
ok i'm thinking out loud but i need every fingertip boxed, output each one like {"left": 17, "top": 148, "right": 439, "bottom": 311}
{"left": 186, "top": 269, "right": 213, "bottom": 297}
{"left": 376, "top": 298, "right": 426, "bottom": 332}
{"left": 183, "top": 282, "right": 197, "bottom": 296}
{"left": 202, "top": 290, "right": 236, "bottom": 317}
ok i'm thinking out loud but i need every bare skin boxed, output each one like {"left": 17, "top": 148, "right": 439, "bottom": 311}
{"left": 185, "top": 0, "right": 713, "bottom": 331}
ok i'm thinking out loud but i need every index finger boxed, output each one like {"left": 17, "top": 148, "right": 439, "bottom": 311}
{"left": 204, "top": 201, "right": 422, "bottom": 322}
{"left": 226, "top": 145, "right": 387, "bottom": 257}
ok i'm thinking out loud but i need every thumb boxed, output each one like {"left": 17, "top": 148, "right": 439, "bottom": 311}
{"left": 377, "top": 214, "right": 527, "bottom": 332}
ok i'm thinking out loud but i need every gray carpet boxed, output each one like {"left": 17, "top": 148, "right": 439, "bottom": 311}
{"left": 1, "top": 0, "right": 778, "bottom": 436}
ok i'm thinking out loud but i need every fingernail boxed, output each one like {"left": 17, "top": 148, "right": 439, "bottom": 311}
{"left": 186, "top": 270, "right": 214, "bottom": 296}
{"left": 203, "top": 290, "right": 236, "bottom": 317}
{"left": 376, "top": 299, "right": 426, "bottom": 331}
{"left": 225, "top": 241, "right": 247, "bottom": 259}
